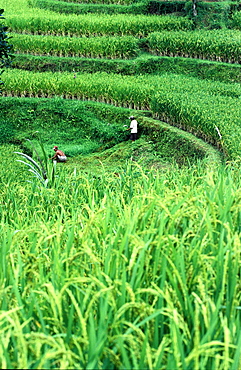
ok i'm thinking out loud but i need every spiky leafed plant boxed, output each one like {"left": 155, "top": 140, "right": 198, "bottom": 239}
{"left": 14, "top": 134, "right": 56, "bottom": 187}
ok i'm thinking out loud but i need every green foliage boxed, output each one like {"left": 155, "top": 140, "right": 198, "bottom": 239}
{"left": 2, "top": 70, "right": 241, "bottom": 159}
{"left": 12, "top": 53, "right": 138, "bottom": 74}
{"left": 12, "top": 53, "right": 241, "bottom": 84}
{"left": 35, "top": 0, "right": 140, "bottom": 5}
{"left": 184, "top": 1, "right": 233, "bottom": 29}
{"left": 32, "top": 0, "right": 219, "bottom": 17}
{"left": 14, "top": 135, "right": 56, "bottom": 187}
{"left": 231, "top": 10, "right": 241, "bottom": 29}
{"left": 147, "top": 29, "right": 241, "bottom": 63}
{"left": 30, "top": 0, "right": 149, "bottom": 15}
{"left": 151, "top": 87, "right": 241, "bottom": 159}
{"left": 1, "top": 150, "right": 241, "bottom": 368}
{"left": 83, "top": 103, "right": 221, "bottom": 167}
{"left": 0, "top": 9, "right": 13, "bottom": 89}
{"left": 0, "top": 10, "right": 13, "bottom": 66}
{"left": 1, "top": 0, "right": 241, "bottom": 367}
{"left": 11, "top": 33, "right": 140, "bottom": 59}
{"left": 7, "top": 13, "right": 193, "bottom": 37}
{"left": 147, "top": 0, "right": 186, "bottom": 15}
{"left": 0, "top": 119, "right": 16, "bottom": 144}
{"left": 0, "top": 97, "right": 126, "bottom": 156}
{"left": 132, "top": 55, "right": 241, "bottom": 83}
{"left": 0, "top": 96, "right": 219, "bottom": 169}
{"left": 13, "top": 27, "right": 241, "bottom": 63}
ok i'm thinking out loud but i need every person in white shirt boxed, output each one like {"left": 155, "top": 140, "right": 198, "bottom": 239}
{"left": 126, "top": 116, "right": 138, "bottom": 141}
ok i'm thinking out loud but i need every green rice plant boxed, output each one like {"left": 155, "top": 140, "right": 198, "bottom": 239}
{"left": 147, "top": 30, "right": 241, "bottom": 63}
{"left": 11, "top": 53, "right": 241, "bottom": 84}
{"left": 1, "top": 157, "right": 241, "bottom": 368}
{"left": 1, "top": 0, "right": 241, "bottom": 367}
{"left": 11, "top": 33, "right": 141, "bottom": 58}
{"left": 30, "top": 0, "right": 148, "bottom": 15}
{"left": 151, "top": 87, "right": 241, "bottom": 159}
{"left": 6, "top": 13, "right": 193, "bottom": 37}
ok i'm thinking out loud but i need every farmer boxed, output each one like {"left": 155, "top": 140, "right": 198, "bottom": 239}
{"left": 49, "top": 146, "right": 67, "bottom": 163}
{"left": 126, "top": 116, "right": 138, "bottom": 141}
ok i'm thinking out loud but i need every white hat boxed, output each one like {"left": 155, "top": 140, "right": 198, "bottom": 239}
{"left": 129, "top": 116, "right": 134, "bottom": 119}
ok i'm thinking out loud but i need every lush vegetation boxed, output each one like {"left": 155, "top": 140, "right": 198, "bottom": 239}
{"left": 29, "top": 0, "right": 149, "bottom": 15}
{"left": 1, "top": 0, "right": 241, "bottom": 368}
{"left": 147, "top": 30, "right": 241, "bottom": 63}
{"left": 1, "top": 146, "right": 241, "bottom": 369}
{"left": 11, "top": 33, "right": 140, "bottom": 59}
{"left": 11, "top": 29, "right": 241, "bottom": 62}
{"left": 6, "top": 13, "right": 192, "bottom": 37}
{"left": 0, "top": 8, "right": 13, "bottom": 88}
{"left": 2, "top": 69, "right": 241, "bottom": 158}
{"left": 1, "top": 96, "right": 216, "bottom": 167}
{"left": 11, "top": 53, "right": 241, "bottom": 84}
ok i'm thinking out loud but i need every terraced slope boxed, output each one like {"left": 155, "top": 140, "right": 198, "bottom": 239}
{"left": 2, "top": 0, "right": 241, "bottom": 161}
{"left": 1, "top": 1, "right": 241, "bottom": 370}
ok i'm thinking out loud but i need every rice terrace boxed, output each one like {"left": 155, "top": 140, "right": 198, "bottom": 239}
{"left": 1, "top": 0, "right": 241, "bottom": 368}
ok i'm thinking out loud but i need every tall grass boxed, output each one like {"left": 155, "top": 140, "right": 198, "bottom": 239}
{"left": 1, "top": 148, "right": 241, "bottom": 369}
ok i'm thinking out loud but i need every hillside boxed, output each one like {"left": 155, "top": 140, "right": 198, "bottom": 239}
{"left": 2, "top": 0, "right": 241, "bottom": 162}
{"left": 1, "top": 0, "right": 241, "bottom": 369}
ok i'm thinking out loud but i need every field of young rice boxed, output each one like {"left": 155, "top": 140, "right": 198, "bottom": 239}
{"left": 2, "top": 0, "right": 241, "bottom": 368}
{"left": 147, "top": 30, "right": 241, "bottom": 63}
{"left": 11, "top": 33, "right": 140, "bottom": 59}
{"left": 1, "top": 146, "right": 241, "bottom": 369}
{"left": 6, "top": 13, "right": 192, "bottom": 37}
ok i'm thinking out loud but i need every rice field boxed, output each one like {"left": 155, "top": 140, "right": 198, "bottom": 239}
{"left": 1, "top": 146, "right": 241, "bottom": 369}
{"left": 1, "top": 0, "right": 241, "bottom": 368}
